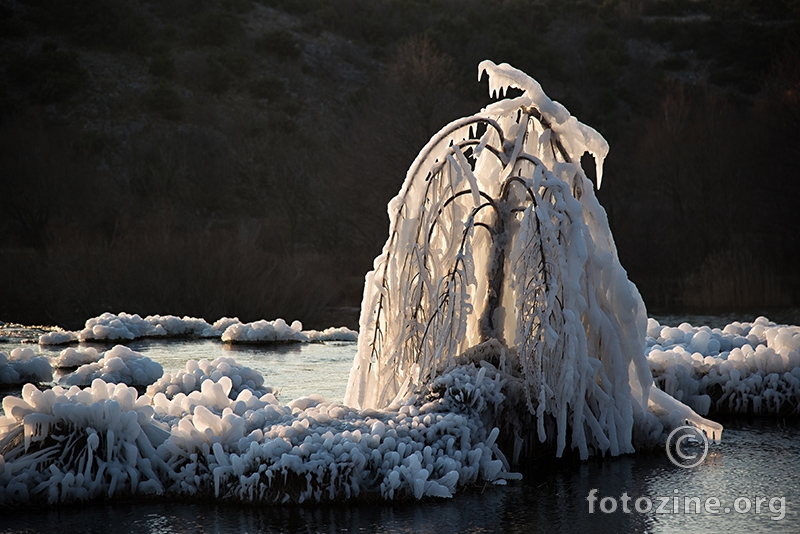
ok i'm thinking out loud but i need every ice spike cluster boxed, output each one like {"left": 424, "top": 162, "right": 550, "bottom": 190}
{"left": 0, "top": 362, "right": 517, "bottom": 505}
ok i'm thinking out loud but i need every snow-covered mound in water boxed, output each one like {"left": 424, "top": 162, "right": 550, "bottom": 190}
{"left": 37, "top": 312, "right": 237, "bottom": 344}
{"left": 75, "top": 312, "right": 226, "bottom": 342}
{"left": 0, "top": 348, "right": 53, "bottom": 385}
{"left": 38, "top": 330, "right": 78, "bottom": 345}
{"left": 52, "top": 347, "right": 101, "bottom": 369}
{"left": 78, "top": 312, "right": 171, "bottom": 341}
{"left": 220, "top": 319, "right": 307, "bottom": 343}
{"left": 219, "top": 319, "right": 358, "bottom": 343}
{"left": 146, "top": 357, "right": 272, "bottom": 401}
{"left": 58, "top": 345, "right": 163, "bottom": 387}
{"left": 303, "top": 326, "right": 359, "bottom": 343}
{"left": 0, "top": 365, "right": 517, "bottom": 505}
{"left": 647, "top": 316, "right": 800, "bottom": 416}
{"left": 38, "top": 312, "right": 357, "bottom": 345}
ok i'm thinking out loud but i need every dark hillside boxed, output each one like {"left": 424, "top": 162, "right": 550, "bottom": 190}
{"left": 1, "top": 0, "right": 798, "bottom": 329}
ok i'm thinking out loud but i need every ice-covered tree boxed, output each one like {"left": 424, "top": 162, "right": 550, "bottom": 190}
{"left": 345, "top": 61, "right": 721, "bottom": 459}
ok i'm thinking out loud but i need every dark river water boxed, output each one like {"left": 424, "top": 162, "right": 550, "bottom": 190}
{"left": 1, "top": 338, "right": 799, "bottom": 533}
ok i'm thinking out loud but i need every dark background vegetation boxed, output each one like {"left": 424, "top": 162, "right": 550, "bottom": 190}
{"left": 1, "top": 0, "right": 799, "bottom": 330}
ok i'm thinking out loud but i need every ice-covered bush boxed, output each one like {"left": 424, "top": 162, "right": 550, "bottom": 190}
{"left": 79, "top": 312, "right": 160, "bottom": 341}
{"left": 0, "top": 348, "right": 53, "bottom": 385}
{"left": 59, "top": 345, "right": 163, "bottom": 387}
{"left": 78, "top": 312, "right": 217, "bottom": 342}
{"left": 146, "top": 357, "right": 271, "bottom": 401}
{"left": 39, "top": 312, "right": 358, "bottom": 345}
{"left": 0, "top": 364, "right": 515, "bottom": 505}
{"left": 38, "top": 330, "right": 78, "bottom": 345}
{"left": 200, "top": 317, "right": 242, "bottom": 338}
{"left": 52, "top": 347, "right": 101, "bottom": 369}
{"left": 0, "top": 380, "right": 167, "bottom": 504}
{"left": 345, "top": 61, "right": 721, "bottom": 459}
{"left": 221, "top": 318, "right": 307, "bottom": 343}
{"left": 647, "top": 317, "right": 800, "bottom": 416}
{"left": 303, "top": 326, "right": 358, "bottom": 343}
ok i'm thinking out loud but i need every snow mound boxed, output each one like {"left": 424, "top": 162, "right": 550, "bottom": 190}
{"left": 78, "top": 312, "right": 216, "bottom": 342}
{"left": 647, "top": 317, "right": 800, "bottom": 416}
{"left": 145, "top": 314, "right": 218, "bottom": 337}
{"left": 37, "top": 312, "right": 359, "bottom": 346}
{"left": 38, "top": 330, "right": 78, "bottom": 345}
{"left": 53, "top": 347, "right": 102, "bottom": 369}
{"left": 58, "top": 345, "right": 163, "bottom": 387}
{"left": 221, "top": 319, "right": 307, "bottom": 343}
{"left": 302, "top": 326, "right": 359, "bottom": 342}
{"left": 0, "top": 348, "right": 53, "bottom": 385}
{"left": 79, "top": 312, "right": 163, "bottom": 341}
{"left": 146, "top": 357, "right": 272, "bottom": 401}
{"left": 200, "top": 317, "right": 242, "bottom": 338}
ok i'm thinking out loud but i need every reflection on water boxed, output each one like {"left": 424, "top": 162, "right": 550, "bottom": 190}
{"left": 1, "top": 338, "right": 799, "bottom": 533}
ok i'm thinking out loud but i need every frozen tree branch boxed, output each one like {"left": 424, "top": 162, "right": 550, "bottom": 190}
{"left": 345, "top": 61, "right": 721, "bottom": 459}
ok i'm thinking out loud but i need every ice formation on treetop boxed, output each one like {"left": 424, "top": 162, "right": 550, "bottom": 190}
{"left": 345, "top": 60, "right": 721, "bottom": 458}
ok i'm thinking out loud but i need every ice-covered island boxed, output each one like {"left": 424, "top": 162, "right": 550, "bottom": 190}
{"left": 2, "top": 62, "right": 799, "bottom": 507}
